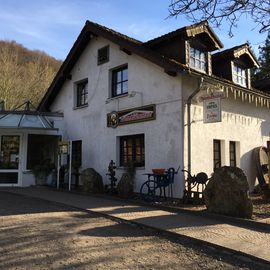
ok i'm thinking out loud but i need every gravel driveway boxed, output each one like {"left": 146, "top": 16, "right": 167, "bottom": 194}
{"left": 0, "top": 192, "right": 258, "bottom": 269}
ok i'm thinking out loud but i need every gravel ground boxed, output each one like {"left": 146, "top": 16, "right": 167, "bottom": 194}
{"left": 0, "top": 192, "right": 262, "bottom": 270}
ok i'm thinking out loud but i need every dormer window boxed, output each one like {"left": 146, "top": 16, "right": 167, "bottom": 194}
{"left": 233, "top": 64, "right": 247, "bottom": 87}
{"left": 189, "top": 47, "right": 207, "bottom": 72}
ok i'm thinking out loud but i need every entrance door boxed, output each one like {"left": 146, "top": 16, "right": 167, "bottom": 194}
{"left": 0, "top": 135, "right": 20, "bottom": 185}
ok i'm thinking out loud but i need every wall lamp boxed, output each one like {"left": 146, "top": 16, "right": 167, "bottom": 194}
{"left": 128, "top": 91, "right": 143, "bottom": 105}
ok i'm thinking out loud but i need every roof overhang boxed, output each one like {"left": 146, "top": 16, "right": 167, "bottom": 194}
{"left": 233, "top": 46, "right": 259, "bottom": 68}
{"left": 213, "top": 44, "right": 260, "bottom": 68}
{"left": 184, "top": 21, "right": 223, "bottom": 51}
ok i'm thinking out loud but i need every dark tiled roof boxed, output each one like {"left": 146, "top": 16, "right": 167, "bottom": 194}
{"left": 38, "top": 20, "right": 187, "bottom": 111}
{"left": 212, "top": 43, "right": 259, "bottom": 67}
{"left": 85, "top": 20, "right": 143, "bottom": 45}
{"left": 145, "top": 20, "right": 223, "bottom": 50}
{"left": 38, "top": 20, "right": 269, "bottom": 111}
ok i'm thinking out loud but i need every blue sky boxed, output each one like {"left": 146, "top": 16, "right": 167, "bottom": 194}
{"left": 0, "top": 0, "right": 267, "bottom": 60}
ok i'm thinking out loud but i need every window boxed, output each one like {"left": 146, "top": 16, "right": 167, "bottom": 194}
{"left": 27, "top": 135, "right": 59, "bottom": 170}
{"left": 76, "top": 80, "right": 88, "bottom": 108}
{"left": 120, "top": 134, "right": 144, "bottom": 167}
{"left": 213, "top": 139, "right": 221, "bottom": 170}
{"left": 112, "top": 65, "right": 128, "bottom": 97}
{"left": 72, "top": 140, "right": 82, "bottom": 169}
{"left": 229, "top": 141, "right": 237, "bottom": 167}
{"left": 189, "top": 47, "right": 206, "bottom": 72}
{"left": 97, "top": 45, "right": 109, "bottom": 65}
{"left": 233, "top": 64, "right": 247, "bottom": 87}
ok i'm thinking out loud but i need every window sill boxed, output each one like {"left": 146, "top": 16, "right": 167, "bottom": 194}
{"left": 73, "top": 104, "right": 88, "bottom": 110}
{"left": 189, "top": 66, "right": 207, "bottom": 74}
{"left": 106, "top": 93, "right": 128, "bottom": 103}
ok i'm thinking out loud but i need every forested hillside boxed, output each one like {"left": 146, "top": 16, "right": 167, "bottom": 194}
{"left": 0, "top": 40, "right": 62, "bottom": 110}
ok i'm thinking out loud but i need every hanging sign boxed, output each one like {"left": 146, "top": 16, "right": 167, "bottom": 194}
{"left": 203, "top": 98, "right": 221, "bottom": 123}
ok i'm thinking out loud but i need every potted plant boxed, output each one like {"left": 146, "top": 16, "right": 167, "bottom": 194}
{"left": 32, "top": 160, "right": 55, "bottom": 186}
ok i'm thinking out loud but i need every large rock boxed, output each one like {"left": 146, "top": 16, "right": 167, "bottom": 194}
{"left": 117, "top": 172, "right": 134, "bottom": 198}
{"left": 204, "top": 166, "right": 253, "bottom": 218}
{"left": 81, "top": 168, "right": 104, "bottom": 193}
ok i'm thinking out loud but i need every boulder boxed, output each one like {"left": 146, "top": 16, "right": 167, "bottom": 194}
{"left": 117, "top": 172, "right": 134, "bottom": 198}
{"left": 204, "top": 166, "right": 253, "bottom": 218}
{"left": 81, "top": 168, "right": 104, "bottom": 193}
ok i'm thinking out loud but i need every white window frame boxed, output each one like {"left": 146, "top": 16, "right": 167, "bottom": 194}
{"left": 189, "top": 46, "right": 207, "bottom": 72}
{"left": 233, "top": 64, "right": 247, "bottom": 87}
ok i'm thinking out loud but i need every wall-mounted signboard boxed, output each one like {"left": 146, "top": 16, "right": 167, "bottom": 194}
{"left": 58, "top": 141, "right": 70, "bottom": 154}
{"left": 107, "top": 104, "right": 156, "bottom": 128}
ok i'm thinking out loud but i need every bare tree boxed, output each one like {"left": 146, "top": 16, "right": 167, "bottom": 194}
{"left": 0, "top": 41, "right": 61, "bottom": 110}
{"left": 169, "top": 0, "right": 270, "bottom": 36}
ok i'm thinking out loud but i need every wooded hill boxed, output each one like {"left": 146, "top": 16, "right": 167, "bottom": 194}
{"left": 0, "top": 40, "right": 62, "bottom": 110}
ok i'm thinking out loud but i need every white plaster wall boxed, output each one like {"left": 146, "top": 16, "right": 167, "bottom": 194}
{"left": 48, "top": 35, "right": 270, "bottom": 196}
{"left": 182, "top": 75, "right": 270, "bottom": 191}
{"left": 50, "top": 36, "right": 185, "bottom": 197}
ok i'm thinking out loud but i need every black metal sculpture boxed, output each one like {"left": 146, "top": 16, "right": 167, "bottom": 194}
{"left": 105, "top": 160, "right": 118, "bottom": 194}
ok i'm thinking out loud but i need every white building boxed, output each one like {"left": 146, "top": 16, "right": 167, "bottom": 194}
{"left": 4, "top": 20, "right": 269, "bottom": 197}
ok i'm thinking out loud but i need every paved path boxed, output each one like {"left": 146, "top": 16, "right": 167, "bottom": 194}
{"left": 3, "top": 187, "right": 270, "bottom": 264}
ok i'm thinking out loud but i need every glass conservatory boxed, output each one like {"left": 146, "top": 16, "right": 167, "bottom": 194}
{"left": 0, "top": 101, "right": 63, "bottom": 186}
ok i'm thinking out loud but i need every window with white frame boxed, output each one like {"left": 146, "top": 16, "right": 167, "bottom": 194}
{"left": 233, "top": 64, "right": 247, "bottom": 87}
{"left": 75, "top": 79, "right": 88, "bottom": 108}
{"left": 189, "top": 46, "right": 207, "bottom": 72}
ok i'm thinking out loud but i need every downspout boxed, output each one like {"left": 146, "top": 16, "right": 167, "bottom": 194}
{"left": 186, "top": 77, "right": 204, "bottom": 173}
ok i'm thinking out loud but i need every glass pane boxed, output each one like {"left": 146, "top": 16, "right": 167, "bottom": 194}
{"left": 116, "top": 83, "right": 122, "bottom": 95}
{"left": 122, "top": 81, "right": 128, "bottom": 93}
{"left": 122, "top": 68, "right": 128, "bottom": 81}
{"left": 0, "top": 135, "right": 20, "bottom": 169}
{"left": 127, "top": 139, "right": 132, "bottom": 147}
{"left": 0, "top": 172, "right": 18, "bottom": 184}
{"left": 190, "top": 58, "right": 195, "bottom": 67}
{"left": 136, "top": 147, "right": 141, "bottom": 155}
{"left": 127, "top": 147, "right": 132, "bottom": 156}
{"left": 117, "top": 71, "right": 122, "bottom": 83}
{"left": 200, "top": 52, "right": 205, "bottom": 61}
{"left": 27, "top": 134, "right": 58, "bottom": 170}
{"left": 195, "top": 49, "right": 200, "bottom": 58}
{"left": 195, "top": 59, "right": 200, "bottom": 69}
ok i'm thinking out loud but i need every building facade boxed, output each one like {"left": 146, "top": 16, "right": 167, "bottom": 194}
{"left": 36, "top": 21, "right": 270, "bottom": 198}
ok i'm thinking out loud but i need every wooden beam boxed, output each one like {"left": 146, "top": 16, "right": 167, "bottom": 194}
{"left": 165, "top": 69, "right": 177, "bottom": 77}
{"left": 120, "top": 47, "right": 132, "bottom": 55}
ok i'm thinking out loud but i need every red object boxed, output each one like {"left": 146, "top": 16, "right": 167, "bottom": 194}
{"left": 152, "top": 168, "right": 166, "bottom": 175}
